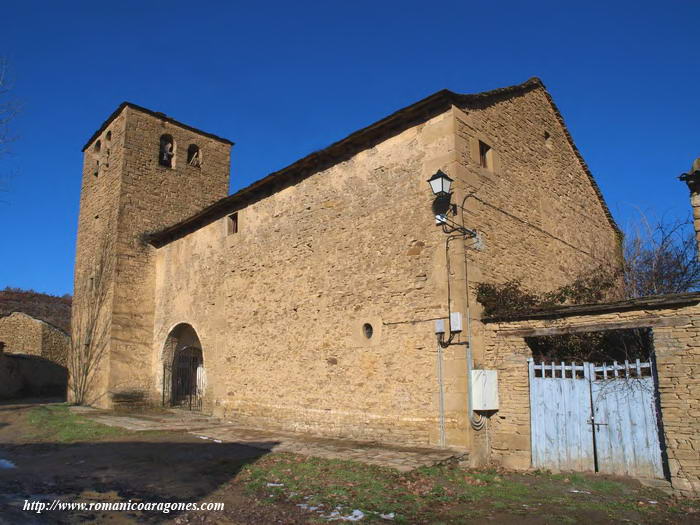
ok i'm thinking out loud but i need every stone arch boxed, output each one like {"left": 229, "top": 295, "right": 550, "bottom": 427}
{"left": 187, "top": 143, "right": 201, "bottom": 167}
{"left": 159, "top": 133, "right": 176, "bottom": 168}
{"left": 162, "top": 323, "right": 205, "bottom": 410}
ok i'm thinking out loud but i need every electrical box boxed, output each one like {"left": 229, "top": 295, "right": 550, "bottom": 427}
{"left": 434, "top": 319, "right": 445, "bottom": 334}
{"left": 450, "top": 312, "right": 463, "bottom": 333}
{"left": 471, "top": 370, "right": 499, "bottom": 411}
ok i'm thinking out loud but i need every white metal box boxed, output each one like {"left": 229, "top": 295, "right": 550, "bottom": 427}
{"left": 471, "top": 369, "right": 499, "bottom": 410}
{"left": 450, "top": 312, "right": 463, "bottom": 333}
{"left": 434, "top": 319, "right": 446, "bottom": 334}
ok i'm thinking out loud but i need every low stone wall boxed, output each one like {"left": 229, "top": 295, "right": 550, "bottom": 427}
{"left": 479, "top": 299, "right": 700, "bottom": 497}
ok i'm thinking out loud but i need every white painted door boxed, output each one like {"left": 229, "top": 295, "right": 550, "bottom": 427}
{"left": 529, "top": 360, "right": 595, "bottom": 471}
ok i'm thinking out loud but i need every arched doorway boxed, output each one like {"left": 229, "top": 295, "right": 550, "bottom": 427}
{"left": 172, "top": 346, "right": 204, "bottom": 410}
{"left": 162, "top": 324, "right": 205, "bottom": 411}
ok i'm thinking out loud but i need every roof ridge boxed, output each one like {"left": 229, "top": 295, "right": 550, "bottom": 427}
{"left": 81, "top": 102, "right": 234, "bottom": 152}
{"left": 0, "top": 310, "right": 70, "bottom": 336}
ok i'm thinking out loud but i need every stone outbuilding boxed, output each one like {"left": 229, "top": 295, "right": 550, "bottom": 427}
{"left": 480, "top": 293, "right": 700, "bottom": 497}
{"left": 0, "top": 312, "right": 70, "bottom": 398}
{"left": 0, "top": 311, "right": 69, "bottom": 366}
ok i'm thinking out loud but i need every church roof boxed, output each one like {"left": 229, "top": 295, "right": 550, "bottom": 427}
{"left": 146, "top": 77, "right": 620, "bottom": 247}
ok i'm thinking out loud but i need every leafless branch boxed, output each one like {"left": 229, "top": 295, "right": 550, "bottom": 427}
{"left": 623, "top": 212, "right": 700, "bottom": 298}
{"left": 68, "top": 236, "right": 113, "bottom": 405}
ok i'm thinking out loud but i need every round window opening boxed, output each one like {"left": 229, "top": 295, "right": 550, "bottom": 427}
{"left": 362, "top": 323, "right": 374, "bottom": 339}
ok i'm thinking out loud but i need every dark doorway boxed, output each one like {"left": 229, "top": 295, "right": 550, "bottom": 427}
{"left": 161, "top": 323, "right": 205, "bottom": 411}
{"left": 170, "top": 346, "right": 204, "bottom": 411}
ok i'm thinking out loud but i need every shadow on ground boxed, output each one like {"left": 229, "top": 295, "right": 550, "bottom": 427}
{"left": 0, "top": 398, "right": 65, "bottom": 411}
{"left": 0, "top": 439, "right": 278, "bottom": 524}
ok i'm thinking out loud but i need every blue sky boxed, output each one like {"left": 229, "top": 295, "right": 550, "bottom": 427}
{"left": 1, "top": 1, "right": 699, "bottom": 296}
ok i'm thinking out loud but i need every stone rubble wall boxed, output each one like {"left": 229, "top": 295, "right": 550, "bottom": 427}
{"left": 0, "top": 312, "right": 69, "bottom": 365}
{"left": 0, "top": 312, "right": 43, "bottom": 355}
{"left": 481, "top": 302, "right": 700, "bottom": 497}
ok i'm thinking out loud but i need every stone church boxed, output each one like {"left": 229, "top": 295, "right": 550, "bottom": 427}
{"left": 73, "top": 77, "right": 620, "bottom": 454}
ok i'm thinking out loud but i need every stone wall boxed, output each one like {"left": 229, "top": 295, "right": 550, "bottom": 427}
{"left": 41, "top": 322, "right": 69, "bottom": 366}
{"left": 153, "top": 110, "right": 455, "bottom": 447}
{"left": 0, "top": 312, "right": 43, "bottom": 355}
{"left": 150, "top": 84, "right": 621, "bottom": 449}
{"left": 439, "top": 87, "right": 622, "bottom": 455}
{"left": 0, "top": 312, "right": 69, "bottom": 365}
{"left": 480, "top": 301, "right": 700, "bottom": 497}
{"left": 451, "top": 88, "right": 621, "bottom": 292}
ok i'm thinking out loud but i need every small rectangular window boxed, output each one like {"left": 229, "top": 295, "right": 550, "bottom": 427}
{"left": 227, "top": 212, "right": 238, "bottom": 235}
{"left": 479, "top": 141, "right": 491, "bottom": 169}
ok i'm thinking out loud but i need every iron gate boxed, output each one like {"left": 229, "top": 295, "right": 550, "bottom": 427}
{"left": 162, "top": 346, "right": 204, "bottom": 411}
{"left": 528, "top": 358, "right": 666, "bottom": 479}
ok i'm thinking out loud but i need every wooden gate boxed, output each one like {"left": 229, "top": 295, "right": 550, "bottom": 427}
{"left": 529, "top": 358, "right": 665, "bottom": 479}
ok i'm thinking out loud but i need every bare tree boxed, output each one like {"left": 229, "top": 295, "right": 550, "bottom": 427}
{"left": 68, "top": 237, "right": 113, "bottom": 405}
{"left": 623, "top": 214, "right": 700, "bottom": 298}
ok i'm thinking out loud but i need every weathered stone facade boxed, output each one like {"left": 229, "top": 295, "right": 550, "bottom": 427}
{"left": 480, "top": 296, "right": 700, "bottom": 496}
{"left": 0, "top": 312, "right": 69, "bottom": 365}
{"left": 74, "top": 80, "right": 622, "bottom": 452}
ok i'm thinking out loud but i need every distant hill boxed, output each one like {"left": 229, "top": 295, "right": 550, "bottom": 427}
{"left": 0, "top": 287, "right": 72, "bottom": 333}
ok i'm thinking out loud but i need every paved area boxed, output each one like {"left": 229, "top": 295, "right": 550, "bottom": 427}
{"left": 71, "top": 406, "right": 466, "bottom": 471}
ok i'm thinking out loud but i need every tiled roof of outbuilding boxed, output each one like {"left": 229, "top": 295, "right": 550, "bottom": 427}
{"left": 482, "top": 292, "right": 700, "bottom": 323}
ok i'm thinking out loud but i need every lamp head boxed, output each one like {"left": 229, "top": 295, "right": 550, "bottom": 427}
{"left": 427, "top": 170, "right": 453, "bottom": 197}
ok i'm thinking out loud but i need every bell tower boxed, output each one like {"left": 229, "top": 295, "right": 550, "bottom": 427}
{"left": 72, "top": 103, "right": 232, "bottom": 407}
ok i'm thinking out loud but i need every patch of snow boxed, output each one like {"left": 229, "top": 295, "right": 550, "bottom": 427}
{"left": 213, "top": 439, "right": 222, "bottom": 443}
{"left": 0, "top": 459, "right": 16, "bottom": 469}
{"left": 379, "top": 512, "right": 395, "bottom": 520}
{"left": 297, "top": 503, "right": 320, "bottom": 511}
{"left": 197, "top": 436, "right": 209, "bottom": 440}
{"left": 568, "top": 489, "right": 591, "bottom": 494}
{"left": 324, "top": 508, "right": 365, "bottom": 521}
{"left": 266, "top": 482, "right": 284, "bottom": 487}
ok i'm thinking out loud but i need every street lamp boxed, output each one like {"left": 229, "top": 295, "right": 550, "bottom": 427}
{"left": 427, "top": 171, "right": 453, "bottom": 197}
{"left": 427, "top": 170, "right": 478, "bottom": 238}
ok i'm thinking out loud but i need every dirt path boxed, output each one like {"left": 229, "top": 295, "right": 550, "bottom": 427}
{"left": 0, "top": 400, "right": 309, "bottom": 524}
